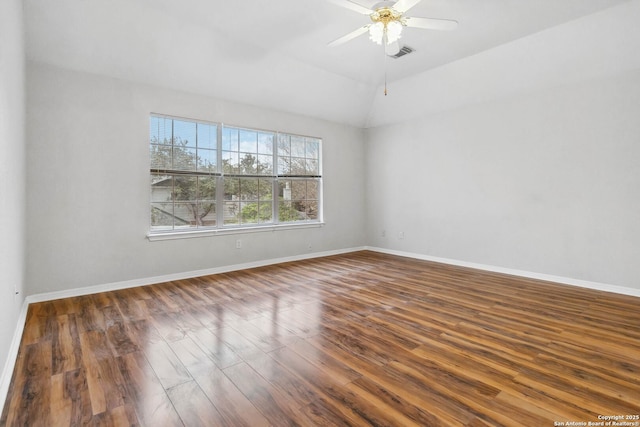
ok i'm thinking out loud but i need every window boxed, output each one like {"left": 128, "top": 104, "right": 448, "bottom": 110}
{"left": 150, "top": 115, "right": 322, "bottom": 235}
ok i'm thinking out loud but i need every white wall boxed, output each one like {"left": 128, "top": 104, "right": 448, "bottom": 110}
{"left": 0, "top": 0, "right": 26, "bottom": 388}
{"left": 365, "top": 68, "right": 640, "bottom": 289}
{"left": 26, "top": 62, "right": 366, "bottom": 295}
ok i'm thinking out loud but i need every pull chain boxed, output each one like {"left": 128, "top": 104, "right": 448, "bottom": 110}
{"left": 383, "top": 43, "right": 388, "bottom": 96}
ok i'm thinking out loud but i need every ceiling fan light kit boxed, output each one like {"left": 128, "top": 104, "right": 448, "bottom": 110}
{"left": 327, "top": 0, "right": 458, "bottom": 94}
{"left": 368, "top": 5, "right": 404, "bottom": 45}
{"left": 327, "top": 0, "right": 457, "bottom": 49}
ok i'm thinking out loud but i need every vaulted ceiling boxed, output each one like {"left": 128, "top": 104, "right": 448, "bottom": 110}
{"left": 24, "top": 0, "right": 634, "bottom": 127}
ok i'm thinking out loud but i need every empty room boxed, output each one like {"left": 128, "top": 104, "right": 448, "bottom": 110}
{"left": 1, "top": 0, "right": 639, "bottom": 425}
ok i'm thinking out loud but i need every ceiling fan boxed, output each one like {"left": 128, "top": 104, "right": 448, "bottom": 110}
{"left": 327, "top": 0, "right": 458, "bottom": 55}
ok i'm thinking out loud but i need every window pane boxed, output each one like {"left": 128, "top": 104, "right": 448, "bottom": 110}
{"left": 222, "top": 151, "right": 239, "bottom": 172}
{"left": 197, "top": 148, "right": 216, "bottom": 172}
{"left": 173, "top": 147, "right": 197, "bottom": 171}
{"left": 197, "top": 202, "right": 216, "bottom": 227}
{"left": 224, "top": 202, "right": 240, "bottom": 225}
{"left": 224, "top": 177, "right": 239, "bottom": 200}
{"left": 277, "top": 156, "right": 290, "bottom": 175}
{"left": 276, "top": 133, "right": 322, "bottom": 178}
{"left": 258, "top": 179, "right": 273, "bottom": 199}
{"left": 240, "top": 202, "right": 258, "bottom": 224}
{"left": 258, "top": 133, "right": 273, "bottom": 154}
{"left": 239, "top": 129, "right": 257, "bottom": 153}
{"left": 151, "top": 175, "right": 172, "bottom": 202}
{"left": 278, "top": 180, "right": 292, "bottom": 200}
{"left": 291, "top": 180, "right": 306, "bottom": 200}
{"left": 306, "top": 139, "right": 319, "bottom": 159}
{"left": 279, "top": 200, "right": 303, "bottom": 222}
{"left": 173, "top": 120, "right": 197, "bottom": 148}
{"left": 242, "top": 200, "right": 274, "bottom": 224}
{"left": 198, "top": 176, "right": 216, "bottom": 201}
{"left": 150, "top": 145, "right": 172, "bottom": 169}
{"left": 307, "top": 179, "right": 319, "bottom": 199}
{"left": 290, "top": 157, "right": 306, "bottom": 175}
{"left": 173, "top": 176, "right": 197, "bottom": 201}
{"left": 278, "top": 134, "right": 290, "bottom": 156}
{"left": 150, "top": 116, "right": 172, "bottom": 145}
{"left": 151, "top": 203, "right": 174, "bottom": 230}
{"left": 306, "top": 159, "right": 319, "bottom": 175}
{"left": 291, "top": 136, "right": 305, "bottom": 157}
{"left": 258, "top": 201, "right": 273, "bottom": 223}
{"left": 222, "top": 127, "right": 238, "bottom": 152}
{"left": 197, "top": 123, "right": 216, "bottom": 150}
{"left": 257, "top": 154, "right": 273, "bottom": 175}
{"left": 239, "top": 178, "right": 258, "bottom": 201}
{"left": 276, "top": 178, "right": 319, "bottom": 223}
{"left": 173, "top": 203, "right": 197, "bottom": 228}
{"left": 306, "top": 201, "right": 319, "bottom": 220}
{"left": 238, "top": 153, "right": 257, "bottom": 175}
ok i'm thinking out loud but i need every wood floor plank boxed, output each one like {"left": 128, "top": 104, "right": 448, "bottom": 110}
{"left": 106, "top": 322, "right": 139, "bottom": 357}
{"left": 63, "top": 368, "right": 92, "bottom": 425}
{"left": 50, "top": 373, "right": 72, "bottom": 427}
{"left": 266, "top": 306, "right": 322, "bottom": 339}
{"left": 246, "top": 352, "right": 321, "bottom": 409}
{"left": 191, "top": 365, "right": 270, "bottom": 427}
{"left": 143, "top": 340, "right": 192, "bottom": 390}
{"left": 167, "top": 380, "right": 225, "bottom": 427}
{"left": 116, "top": 350, "right": 183, "bottom": 425}
{"left": 2, "top": 250, "right": 640, "bottom": 426}
{"left": 51, "top": 314, "right": 80, "bottom": 375}
{"left": 6, "top": 341, "right": 53, "bottom": 426}
{"left": 213, "top": 324, "right": 266, "bottom": 362}
{"left": 78, "top": 333, "right": 108, "bottom": 415}
{"left": 231, "top": 315, "right": 300, "bottom": 353}
{"left": 80, "top": 330, "right": 130, "bottom": 417}
{"left": 223, "top": 361, "right": 311, "bottom": 426}
{"left": 287, "top": 339, "right": 361, "bottom": 386}
{"left": 187, "top": 327, "right": 243, "bottom": 369}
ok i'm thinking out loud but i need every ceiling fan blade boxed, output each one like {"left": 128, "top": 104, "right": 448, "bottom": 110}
{"left": 404, "top": 16, "right": 458, "bottom": 31}
{"left": 325, "top": 0, "right": 372, "bottom": 15}
{"left": 328, "top": 25, "right": 371, "bottom": 47}
{"left": 393, "top": 0, "right": 422, "bottom": 13}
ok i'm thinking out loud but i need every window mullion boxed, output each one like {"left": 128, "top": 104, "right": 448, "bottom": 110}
{"left": 171, "top": 120, "right": 176, "bottom": 230}
{"left": 273, "top": 133, "right": 279, "bottom": 224}
{"left": 216, "top": 124, "right": 224, "bottom": 227}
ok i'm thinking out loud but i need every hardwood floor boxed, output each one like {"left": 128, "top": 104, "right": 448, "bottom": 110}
{"left": 2, "top": 251, "right": 639, "bottom": 426}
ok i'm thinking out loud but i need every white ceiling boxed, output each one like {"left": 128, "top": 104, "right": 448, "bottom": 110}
{"left": 24, "top": 0, "right": 633, "bottom": 127}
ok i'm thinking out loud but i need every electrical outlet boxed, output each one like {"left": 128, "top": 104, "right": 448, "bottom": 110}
{"left": 381, "top": 230, "right": 386, "bottom": 237}
{"left": 398, "top": 231, "right": 405, "bottom": 239}
{"left": 235, "top": 239, "right": 242, "bottom": 249}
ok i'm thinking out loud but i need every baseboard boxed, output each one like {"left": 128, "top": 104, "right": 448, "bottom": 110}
{"left": 25, "top": 244, "right": 639, "bottom": 305}
{"left": 26, "top": 246, "right": 367, "bottom": 304}
{"left": 0, "top": 298, "right": 29, "bottom": 412}
{"left": 366, "top": 246, "right": 640, "bottom": 298}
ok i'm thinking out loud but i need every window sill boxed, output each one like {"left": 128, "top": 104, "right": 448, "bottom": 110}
{"left": 147, "top": 222, "right": 325, "bottom": 241}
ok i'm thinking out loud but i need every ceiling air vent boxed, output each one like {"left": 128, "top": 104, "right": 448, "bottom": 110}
{"left": 388, "top": 46, "right": 414, "bottom": 59}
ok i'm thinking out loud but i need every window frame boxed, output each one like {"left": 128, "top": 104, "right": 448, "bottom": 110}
{"left": 148, "top": 114, "right": 323, "bottom": 240}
